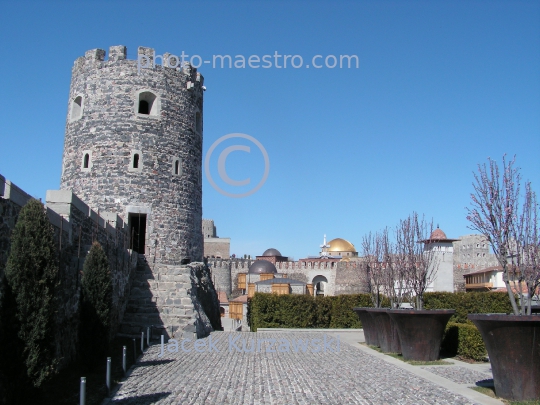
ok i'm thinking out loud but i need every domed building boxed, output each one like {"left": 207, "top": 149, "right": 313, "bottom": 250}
{"left": 255, "top": 247, "right": 289, "bottom": 265}
{"left": 323, "top": 238, "right": 358, "bottom": 258}
{"left": 248, "top": 260, "right": 277, "bottom": 274}
{"left": 421, "top": 227, "right": 459, "bottom": 293}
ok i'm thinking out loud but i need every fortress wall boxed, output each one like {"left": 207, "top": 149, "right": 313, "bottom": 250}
{"left": 0, "top": 175, "right": 136, "bottom": 367}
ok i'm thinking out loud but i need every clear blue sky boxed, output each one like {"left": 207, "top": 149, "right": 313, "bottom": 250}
{"left": 1, "top": 0, "right": 539, "bottom": 260}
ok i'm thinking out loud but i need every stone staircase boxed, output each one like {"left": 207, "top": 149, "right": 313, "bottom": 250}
{"left": 118, "top": 254, "right": 198, "bottom": 339}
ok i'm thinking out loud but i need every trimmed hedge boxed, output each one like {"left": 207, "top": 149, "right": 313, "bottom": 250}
{"left": 248, "top": 291, "right": 513, "bottom": 331}
{"left": 248, "top": 291, "right": 513, "bottom": 360}
{"left": 249, "top": 293, "right": 374, "bottom": 331}
{"left": 441, "top": 322, "right": 487, "bottom": 361}
{"left": 423, "top": 292, "right": 513, "bottom": 324}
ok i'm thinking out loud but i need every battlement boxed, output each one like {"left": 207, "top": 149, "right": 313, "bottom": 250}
{"left": 207, "top": 258, "right": 361, "bottom": 271}
{"left": 72, "top": 45, "right": 204, "bottom": 87}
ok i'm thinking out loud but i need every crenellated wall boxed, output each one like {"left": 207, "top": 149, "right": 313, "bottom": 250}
{"left": 206, "top": 257, "right": 369, "bottom": 297}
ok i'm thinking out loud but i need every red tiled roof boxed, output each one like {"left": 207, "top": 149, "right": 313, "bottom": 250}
{"left": 430, "top": 228, "right": 448, "bottom": 239}
{"left": 217, "top": 291, "right": 228, "bottom": 303}
{"left": 231, "top": 295, "right": 248, "bottom": 303}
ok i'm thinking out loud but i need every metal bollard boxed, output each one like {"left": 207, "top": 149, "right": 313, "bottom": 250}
{"left": 80, "top": 377, "right": 86, "bottom": 405}
{"left": 161, "top": 334, "right": 164, "bottom": 352}
{"left": 132, "top": 338, "right": 136, "bottom": 360}
{"left": 147, "top": 326, "right": 150, "bottom": 346}
{"left": 106, "top": 357, "right": 111, "bottom": 394}
{"left": 122, "top": 346, "right": 127, "bottom": 375}
{"left": 141, "top": 332, "right": 144, "bottom": 352}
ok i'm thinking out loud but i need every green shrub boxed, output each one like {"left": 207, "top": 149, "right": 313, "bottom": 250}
{"left": 441, "top": 322, "right": 487, "bottom": 361}
{"left": 249, "top": 293, "right": 373, "bottom": 331}
{"left": 424, "top": 292, "right": 514, "bottom": 324}
{"left": 80, "top": 241, "right": 113, "bottom": 366}
{"left": 329, "top": 295, "right": 371, "bottom": 328}
{"left": 4, "top": 199, "right": 59, "bottom": 387}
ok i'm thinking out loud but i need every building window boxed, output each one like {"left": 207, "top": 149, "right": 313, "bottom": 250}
{"left": 129, "top": 150, "right": 143, "bottom": 172}
{"left": 195, "top": 111, "right": 202, "bottom": 133}
{"left": 172, "top": 157, "right": 182, "bottom": 176}
{"left": 70, "top": 95, "right": 84, "bottom": 121}
{"left": 81, "top": 150, "right": 92, "bottom": 172}
{"left": 135, "top": 90, "right": 160, "bottom": 117}
{"left": 138, "top": 100, "right": 149, "bottom": 114}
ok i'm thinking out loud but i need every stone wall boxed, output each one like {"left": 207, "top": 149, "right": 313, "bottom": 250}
{"left": 206, "top": 258, "right": 369, "bottom": 296}
{"left": 119, "top": 260, "right": 221, "bottom": 339}
{"left": 0, "top": 175, "right": 32, "bottom": 285}
{"left": 453, "top": 235, "right": 498, "bottom": 292}
{"left": 0, "top": 176, "right": 137, "bottom": 367}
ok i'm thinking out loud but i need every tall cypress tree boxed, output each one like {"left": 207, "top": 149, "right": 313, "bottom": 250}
{"left": 80, "top": 241, "right": 113, "bottom": 366}
{"left": 4, "top": 199, "right": 59, "bottom": 388}
{"left": 0, "top": 276, "right": 35, "bottom": 404}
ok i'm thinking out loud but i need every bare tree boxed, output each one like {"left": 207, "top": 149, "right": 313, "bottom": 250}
{"left": 465, "top": 156, "right": 540, "bottom": 315}
{"left": 362, "top": 232, "right": 384, "bottom": 308}
{"left": 363, "top": 227, "right": 414, "bottom": 308}
{"left": 395, "top": 212, "right": 438, "bottom": 310}
{"left": 510, "top": 183, "right": 540, "bottom": 314}
{"left": 379, "top": 228, "right": 407, "bottom": 308}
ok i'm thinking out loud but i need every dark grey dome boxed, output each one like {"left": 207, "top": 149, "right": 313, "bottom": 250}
{"left": 262, "top": 248, "right": 282, "bottom": 257}
{"left": 248, "top": 260, "right": 277, "bottom": 274}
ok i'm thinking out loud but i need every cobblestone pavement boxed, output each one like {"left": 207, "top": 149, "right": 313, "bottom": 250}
{"left": 104, "top": 332, "right": 486, "bottom": 405}
{"left": 421, "top": 366, "right": 492, "bottom": 385}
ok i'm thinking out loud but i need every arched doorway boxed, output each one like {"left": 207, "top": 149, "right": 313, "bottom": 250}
{"left": 312, "top": 275, "right": 328, "bottom": 296}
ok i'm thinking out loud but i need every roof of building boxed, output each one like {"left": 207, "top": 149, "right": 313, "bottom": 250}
{"left": 463, "top": 265, "right": 503, "bottom": 276}
{"left": 262, "top": 248, "right": 282, "bottom": 257}
{"left": 421, "top": 227, "right": 460, "bottom": 243}
{"left": 255, "top": 277, "right": 307, "bottom": 286}
{"left": 231, "top": 295, "right": 248, "bottom": 303}
{"left": 248, "top": 259, "right": 277, "bottom": 274}
{"left": 328, "top": 238, "right": 356, "bottom": 252}
{"left": 217, "top": 291, "right": 228, "bottom": 303}
{"left": 430, "top": 228, "right": 447, "bottom": 239}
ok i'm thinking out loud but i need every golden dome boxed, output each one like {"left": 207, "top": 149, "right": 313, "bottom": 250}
{"left": 328, "top": 238, "right": 356, "bottom": 252}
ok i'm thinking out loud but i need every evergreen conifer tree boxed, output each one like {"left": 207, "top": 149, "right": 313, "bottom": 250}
{"left": 4, "top": 199, "right": 59, "bottom": 388}
{"left": 80, "top": 241, "right": 113, "bottom": 366}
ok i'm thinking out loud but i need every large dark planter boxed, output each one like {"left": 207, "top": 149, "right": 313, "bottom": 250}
{"left": 368, "top": 308, "right": 401, "bottom": 353}
{"left": 387, "top": 309, "right": 455, "bottom": 361}
{"left": 468, "top": 313, "right": 540, "bottom": 401}
{"left": 353, "top": 307, "right": 379, "bottom": 347}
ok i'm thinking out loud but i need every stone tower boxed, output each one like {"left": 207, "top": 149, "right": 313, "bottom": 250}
{"left": 60, "top": 46, "right": 204, "bottom": 265}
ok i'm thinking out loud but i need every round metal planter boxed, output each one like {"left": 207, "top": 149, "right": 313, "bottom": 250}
{"left": 367, "top": 308, "right": 401, "bottom": 353}
{"left": 353, "top": 307, "right": 379, "bottom": 347}
{"left": 468, "top": 313, "right": 540, "bottom": 401}
{"left": 387, "top": 309, "right": 455, "bottom": 361}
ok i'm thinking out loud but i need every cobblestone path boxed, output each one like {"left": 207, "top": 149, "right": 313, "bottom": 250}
{"left": 104, "top": 332, "right": 489, "bottom": 405}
